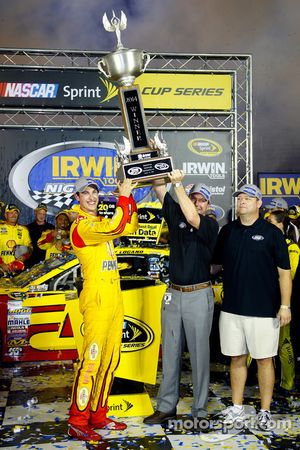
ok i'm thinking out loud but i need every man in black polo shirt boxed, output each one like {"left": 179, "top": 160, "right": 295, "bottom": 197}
{"left": 144, "top": 169, "right": 219, "bottom": 425}
{"left": 26, "top": 203, "right": 55, "bottom": 267}
{"left": 213, "top": 183, "right": 292, "bottom": 430}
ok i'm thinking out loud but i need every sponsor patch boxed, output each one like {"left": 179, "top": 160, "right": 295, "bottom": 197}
{"left": 102, "top": 260, "right": 118, "bottom": 271}
{"left": 89, "top": 343, "right": 98, "bottom": 361}
{"left": 78, "top": 387, "right": 89, "bottom": 407}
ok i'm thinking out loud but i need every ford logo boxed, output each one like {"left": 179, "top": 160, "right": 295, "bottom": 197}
{"left": 155, "top": 163, "right": 169, "bottom": 171}
{"left": 127, "top": 167, "right": 143, "bottom": 176}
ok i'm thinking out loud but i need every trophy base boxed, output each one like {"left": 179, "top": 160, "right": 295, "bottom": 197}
{"left": 121, "top": 156, "right": 174, "bottom": 183}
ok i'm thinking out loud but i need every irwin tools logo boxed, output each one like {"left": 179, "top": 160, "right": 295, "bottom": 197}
{"left": 121, "top": 316, "right": 154, "bottom": 352}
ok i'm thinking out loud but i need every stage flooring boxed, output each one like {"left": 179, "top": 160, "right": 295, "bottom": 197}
{"left": 0, "top": 356, "right": 299, "bottom": 449}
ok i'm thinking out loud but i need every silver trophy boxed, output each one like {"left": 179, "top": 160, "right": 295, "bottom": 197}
{"left": 98, "top": 11, "right": 173, "bottom": 182}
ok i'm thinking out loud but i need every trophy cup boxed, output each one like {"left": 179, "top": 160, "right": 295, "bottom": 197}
{"left": 98, "top": 11, "right": 173, "bottom": 182}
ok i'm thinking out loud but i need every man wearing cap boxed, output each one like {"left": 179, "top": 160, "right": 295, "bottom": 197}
{"left": 67, "top": 176, "right": 138, "bottom": 442}
{"left": 213, "top": 184, "right": 292, "bottom": 430}
{"left": 144, "top": 169, "right": 219, "bottom": 426}
{"left": 26, "top": 203, "right": 55, "bottom": 266}
{"left": 0, "top": 204, "right": 32, "bottom": 274}
{"left": 288, "top": 205, "right": 300, "bottom": 244}
{"left": 37, "top": 210, "right": 71, "bottom": 260}
{"left": 264, "top": 197, "right": 299, "bottom": 243}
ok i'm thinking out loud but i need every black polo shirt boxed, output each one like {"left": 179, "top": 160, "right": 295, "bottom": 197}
{"left": 26, "top": 221, "right": 55, "bottom": 266}
{"left": 163, "top": 192, "right": 219, "bottom": 285}
{"left": 213, "top": 217, "right": 290, "bottom": 317}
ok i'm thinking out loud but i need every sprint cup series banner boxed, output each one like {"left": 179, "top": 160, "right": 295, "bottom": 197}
{"left": 0, "top": 68, "right": 232, "bottom": 110}
{"left": 1, "top": 129, "right": 232, "bottom": 226}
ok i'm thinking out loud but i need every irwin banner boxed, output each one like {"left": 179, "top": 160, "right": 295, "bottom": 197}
{"left": 258, "top": 172, "right": 300, "bottom": 208}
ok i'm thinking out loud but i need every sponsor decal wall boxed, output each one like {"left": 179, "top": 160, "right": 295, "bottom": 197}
{"left": 258, "top": 172, "right": 300, "bottom": 207}
{"left": 1, "top": 129, "right": 232, "bottom": 225}
{"left": 0, "top": 68, "right": 232, "bottom": 110}
{"left": 0, "top": 130, "right": 232, "bottom": 224}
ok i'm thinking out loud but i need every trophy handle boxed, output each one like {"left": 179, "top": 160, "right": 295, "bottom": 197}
{"left": 98, "top": 59, "right": 111, "bottom": 79}
{"left": 141, "top": 52, "right": 151, "bottom": 72}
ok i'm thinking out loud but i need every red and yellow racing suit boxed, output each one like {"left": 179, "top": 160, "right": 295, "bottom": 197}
{"left": 68, "top": 195, "right": 138, "bottom": 427}
{"left": 38, "top": 229, "right": 71, "bottom": 260}
{"left": 0, "top": 222, "right": 32, "bottom": 267}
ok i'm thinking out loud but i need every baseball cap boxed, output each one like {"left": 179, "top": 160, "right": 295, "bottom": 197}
{"left": 288, "top": 205, "right": 300, "bottom": 219}
{"left": 206, "top": 205, "right": 217, "bottom": 218}
{"left": 55, "top": 210, "right": 70, "bottom": 220}
{"left": 189, "top": 183, "right": 211, "bottom": 202}
{"left": 35, "top": 203, "right": 48, "bottom": 212}
{"left": 5, "top": 203, "right": 20, "bottom": 213}
{"left": 233, "top": 184, "right": 262, "bottom": 201}
{"left": 75, "top": 177, "right": 100, "bottom": 193}
{"left": 265, "top": 197, "right": 288, "bottom": 210}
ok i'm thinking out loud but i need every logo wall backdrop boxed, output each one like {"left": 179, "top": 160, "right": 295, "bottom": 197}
{"left": 2, "top": 129, "right": 232, "bottom": 224}
{"left": 0, "top": 68, "right": 232, "bottom": 110}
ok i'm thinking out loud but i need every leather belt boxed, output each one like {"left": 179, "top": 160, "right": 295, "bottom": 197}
{"left": 170, "top": 281, "right": 211, "bottom": 292}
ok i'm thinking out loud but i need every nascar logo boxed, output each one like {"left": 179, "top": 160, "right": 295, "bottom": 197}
{"left": 0, "top": 82, "right": 58, "bottom": 98}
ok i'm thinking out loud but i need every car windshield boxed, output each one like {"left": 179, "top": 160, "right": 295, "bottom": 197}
{"left": 8, "top": 253, "right": 78, "bottom": 288}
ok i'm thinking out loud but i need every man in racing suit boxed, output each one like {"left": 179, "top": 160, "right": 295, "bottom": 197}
{"left": 0, "top": 204, "right": 32, "bottom": 274}
{"left": 68, "top": 177, "right": 138, "bottom": 443}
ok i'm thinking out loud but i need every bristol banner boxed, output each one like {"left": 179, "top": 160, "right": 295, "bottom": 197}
{"left": 1, "top": 129, "right": 232, "bottom": 225}
{"left": 0, "top": 68, "right": 232, "bottom": 110}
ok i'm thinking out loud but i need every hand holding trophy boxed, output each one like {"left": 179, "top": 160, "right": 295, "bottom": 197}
{"left": 98, "top": 10, "right": 173, "bottom": 183}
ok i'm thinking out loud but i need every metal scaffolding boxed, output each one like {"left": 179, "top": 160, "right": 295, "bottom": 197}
{"left": 0, "top": 48, "right": 252, "bottom": 189}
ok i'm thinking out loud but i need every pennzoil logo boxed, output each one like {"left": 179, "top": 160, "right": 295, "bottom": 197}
{"left": 121, "top": 316, "right": 154, "bottom": 352}
{"left": 188, "top": 139, "right": 222, "bottom": 157}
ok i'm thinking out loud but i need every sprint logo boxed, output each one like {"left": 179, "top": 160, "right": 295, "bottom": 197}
{"left": 108, "top": 399, "right": 134, "bottom": 413}
{"left": 121, "top": 316, "right": 154, "bottom": 352}
{"left": 99, "top": 77, "right": 118, "bottom": 102}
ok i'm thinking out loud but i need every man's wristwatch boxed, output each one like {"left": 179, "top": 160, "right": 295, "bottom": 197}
{"left": 280, "top": 305, "right": 291, "bottom": 310}
{"left": 174, "top": 182, "right": 182, "bottom": 188}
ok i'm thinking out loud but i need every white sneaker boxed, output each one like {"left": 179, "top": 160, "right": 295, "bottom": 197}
{"left": 257, "top": 410, "right": 272, "bottom": 431}
{"left": 220, "top": 405, "right": 245, "bottom": 425}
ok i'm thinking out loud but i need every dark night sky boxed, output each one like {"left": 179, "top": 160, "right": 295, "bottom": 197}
{"left": 0, "top": 0, "right": 299, "bottom": 177}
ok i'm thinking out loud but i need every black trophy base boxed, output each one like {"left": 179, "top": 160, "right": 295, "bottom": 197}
{"left": 122, "top": 156, "right": 173, "bottom": 183}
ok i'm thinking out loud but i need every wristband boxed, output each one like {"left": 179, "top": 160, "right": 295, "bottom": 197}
{"left": 173, "top": 182, "right": 182, "bottom": 188}
{"left": 280, "top": 305, "right": 291, "bottom": 310}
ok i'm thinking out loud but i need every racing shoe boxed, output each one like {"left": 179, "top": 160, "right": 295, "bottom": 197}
{"left": 89, "top": 417, "right": 127, "bottom": 430}
{"left": 257, "top": 409, "right": 272, "bottom": 431}
{"left": 220, "top": 405, "right": 246, "bottom": 425}
{"left": 67, "top": 423, "right": 102, "bottom": 442}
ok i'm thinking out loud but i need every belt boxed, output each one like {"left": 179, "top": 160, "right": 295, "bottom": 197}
{"left": 170, "top": 281, "right": 211, "bottom": 292}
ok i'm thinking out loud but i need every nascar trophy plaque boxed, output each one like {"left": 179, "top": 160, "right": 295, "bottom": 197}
{"left": 98, "top": 11, "right": 173, "bottom": 182}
